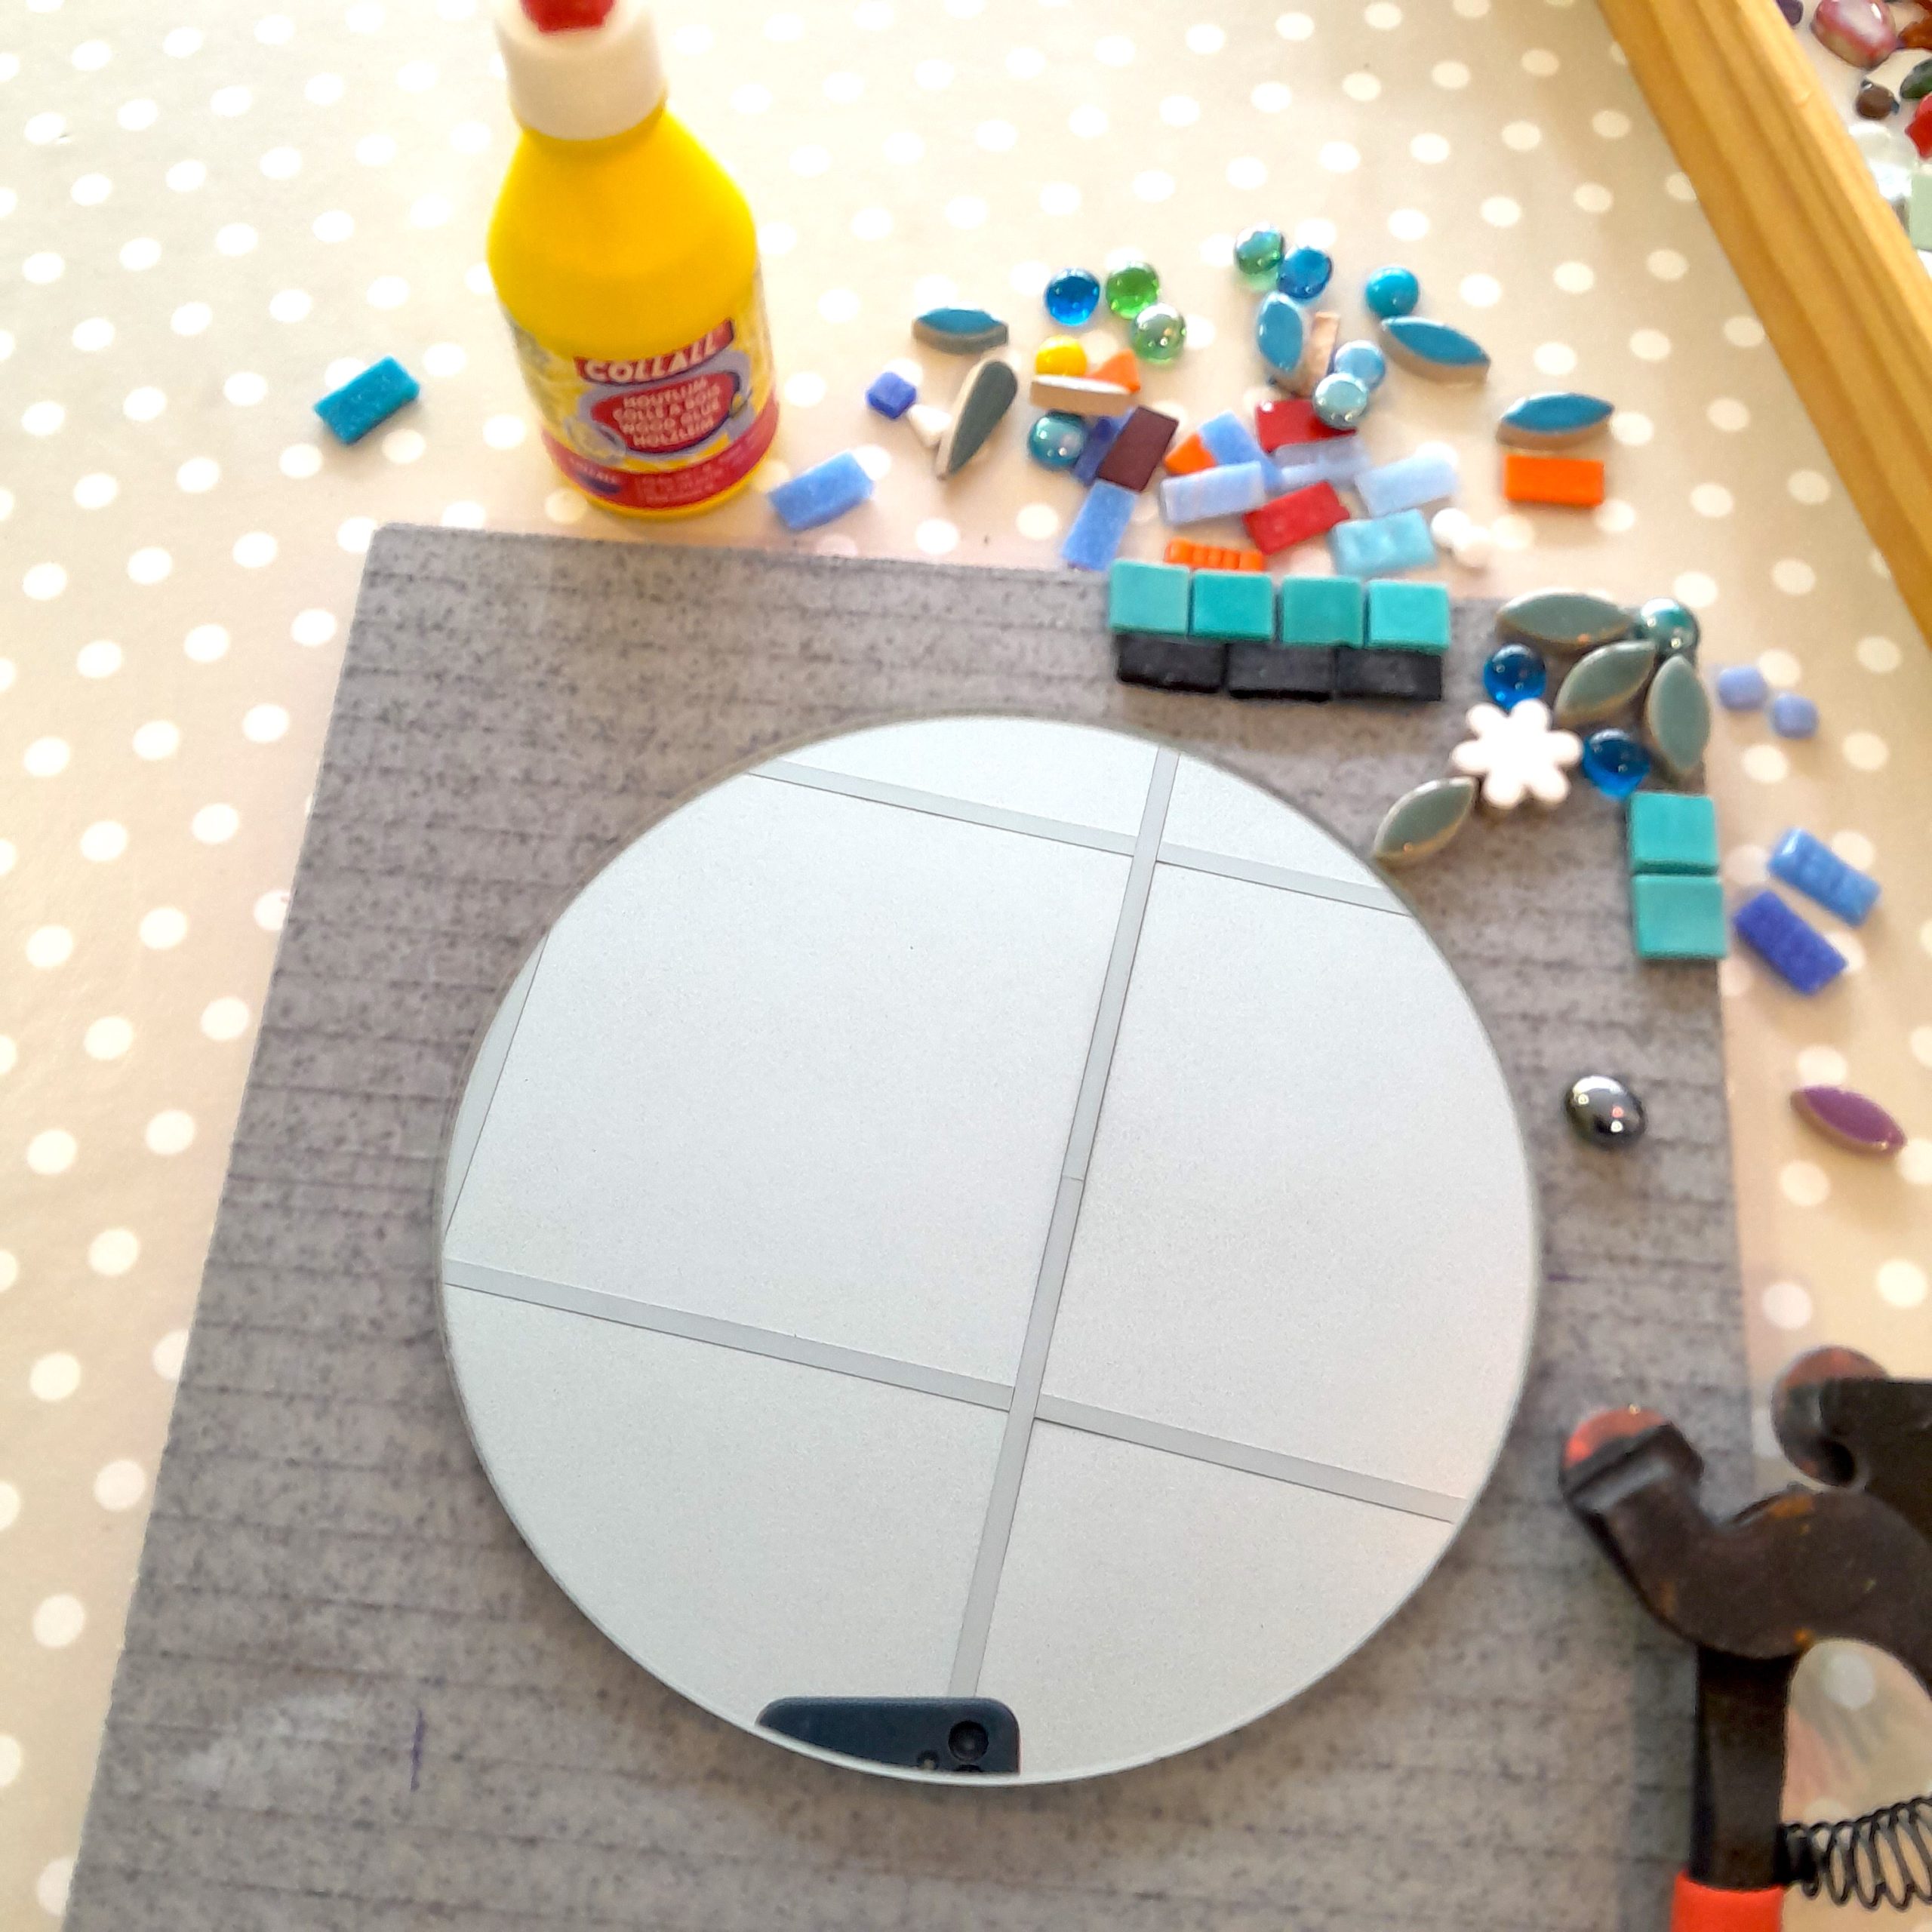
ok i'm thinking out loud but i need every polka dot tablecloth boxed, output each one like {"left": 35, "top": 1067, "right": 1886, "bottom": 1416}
{"left": 3, "top": 0, "right": 1930, "bottom": 1918}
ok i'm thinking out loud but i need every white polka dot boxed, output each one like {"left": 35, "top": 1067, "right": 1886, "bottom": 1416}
{"left": 1005, "top": 46, "right": 1045, "bottom": 78}
{"left": 1878, "top": 1259, "right": 1927, "bottom": 1309}
{"left": 1364, "top": 2, "right": 1401, "bottom": 26}
{"left": 1630, "top": 328, "right": 1671, "bottom": 361}
{"left": 35, "top": 1857, "right": 73, "bottom": 1918}
{"left": 191, "top": 802, "right": 240, "bottom": 844}
{"left": 1502, "top": 120, "right": 1541, "bottom": 150}
{"left": 1460, "top": 274, "right": 1501, "bottom": 308}
{"left": 80, "top": 820, "right": 128, "bottom": 862}
{"left": 26, "top": 1128, "right": 78, "bottom": 1174}
{"left": 1067, "top": 103, "right": 1108, "bottom": 139}
{"left": 1724, "top": 315, "right": 1765, "bottom": 348}
{"left": 971, "top": 119, "right": 1016, "bottom": 155}
{"left": 292, "top": 609, "right": 337, "bottom": 648}
{"left": 30, "top": 1352, "right": 82, "bottom": 1400}
{"left": 1410, "top": 132, "right": 1450, "bottom": 164}
{"left": 72, "top": 37, "right": 112, "bottom": 69}
{"left": 783, "top": 371, "right": 826, "bottom": 409}
{"left": 215, "top": 221, "right": 257, "bottom": 257}
{"left": 1740, "top": 743, "right": 1789, "bottom": 784}
{"left": 1133, "top": 168, "right": 1176, "bottom": 198}
{"left": 1016, "top": 503, "right": 1060, "bottom": 540}
{"left": 914, "top": 57, "right": 955, "bottom": 88}
{"left": 1593, "top": 499, "right": 1636, "bottom": 535}
{"left": 367, "top": 274, "right": 408, "bottom": 308}
{"left": 254, "top": 890, "right": 290, "bottom": 931}
{"left": 23, "top": 737, "right": 70, "bottom": 777}
{"left": 1386, "top": 208, "right": 1430, "bottom": 242}
{"left": 279, "top": 443, "right": 322, "bottom": 479}
{"left": 72, "top": 316, "right": 114, "bottom": 351}
{"left": 84, "top": 1017, "right": 133, "bottom": 1060}
{"left": 1647, "top": 248, "right": 1687, "bottom": 281}
{"left": 1768, "top": 558, "right": 1814, "bottom": 596}
{"left": 1432, "top": 59, "right": 1470, "bottom": 88}
{"left": 1573, "top": 182, "right": 1613, "bottom": 214}
{"left": 1315, "top": 141, "right": 1357, "bottom": 172}
{"left": 119, "top": 236, "right": 162, "bottom": 271}
{"left": 186, "top": 623, "right": 230, "bottom": 660}
{"left": 423, "top": 342, "right": 466, "bottom": 379}
{"left": 23, "top": 558, "right": 67, "bottom": 598}
{"left": 1186, "top": 22, "right": 1225, "bottom": 51}
{"left": 944, "top": 194, "right": 988, "bottom": 228}
{"left": 450, "top": 118, "right": 490, "bottom": 153}
{"left": 139, "top": 906, "right": 187, "bottom": 948}
{"left": 396, "top": 57, "right": 436, "bottom": 90}
{"left": 1553, "top": 260, "right": 1594, "bottom": 294}
{"left": 94, "top": 1461, "right": 147, "bottom": 1510}
{"left": 672, "top": 21, "right": 712, "bottom": 51}
{"left": 338, "top": 516, "right": 375, "bottom": 553}
{"left": 1722, "top": 844, "right": 1767, "bottom": 886}
{"left": 1480, "top": 196, "right": 1521, "bottom": 227}
{"left": 261, "top": 146, "right": 303, "bottom": 179}
{"left": 1673, "top": 571, "right": 1717, "bottom": 609}
{"left": 1752, "top": 648, "right": 1799, "bottom": 690}
{"left": 128, "top": 546, "right": 174, "bottom": 585}
{"left": 1534, "top": 342, "right": 1578, "bottom": 377}
{"left": 1592, "top": 108, "right": 1631, "bottom": 138}
{"left": 1094, "top": 34, "right": 1134, "bottom": 64}
{"left": 76, "top": 641, "right": 122, "bottom": 678}
{"left": 1523, "top": 46, "right": 1559, "bottom": 75}
{"left": 1761, "top": 1280, "right": 1811, "bottom": 1331}
{"left": 233, "top": 531, "right": 277, "bottom": 569}
{"left": 1664, "top": 171, "right": 1696, "bottom": 203}
{"left": 1841, "top": 731, "right": 1888, "bottom": 771}
{"left": 153, "top": 1330, "right": 188, "bottom": 1380}
{"left": 165, "top": 158, "right": 206, "bottom": 192}
{"left": 1276, "top": 12, "right": 1314, "bottom": 37}
{"left": 1717, "top": 957, "right": 1752, "bottom": 998}
{"left": 25, "top": 112, "right": 66, "bottom": 144}
{"left": 1341, "top": 72, "right": 1380, "bottom": 102}
{"left": 1607, "top": 414, "right": 1654, "bottom": 452}
{"left": 176, "top": 455, "right": 220, "bottom": 492}
{"left": 32, "top": 1595, "right": 84, "bottom": 1647}
{"left": 88, "top": 1228, "right": 140, "bottom": 1275}
{"left": 313, "top": 209, "right": 354, "bottom": 242}
{"left": 1855, "top": 634, "right": 1900, "bottom": 673}
{"left": 441, "top": 501, "right": 485, "bottom": 529}
{"left": 915, "top": 518, "right": 959, "bottom": 555}
{"left": 1039, "top": 182, "right": 1081, "bottom": 216}
{"left": 146, "top": 1110, "right": 196, "bottom": 1156}
{"left": 22, "top": 399, "right": 64, "bottom": 435}
{"left": 1900, "top": 1138, "right": 1932, "bottom": 1185}
{"left": 118, "top": 97, "right": 158, "bottom": 131}
{"left": 201, "top": 995, "right": 251, "bottom": 1041}
{"left": 1779, "top": 1161, "right": 1829, "bottom": 1208}
{"left": 1690, "top": 483, "right": 1732, "bottom": 519}
{"left": 382, "top": 426, "right": 425, "bottom": 463}
{"left": 1251, "top": 81, "right": 1290, "bottom": 111}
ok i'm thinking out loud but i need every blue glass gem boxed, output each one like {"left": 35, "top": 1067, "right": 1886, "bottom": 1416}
{"left": 1769, "top": 691, "right": 1820, "bottom": 739}
{"left": 1580, "top": 728, "right": 1652, "bottom": 799}
{"left": 1043, "top": 267, "right": 1102, "bottom": 328}
{"left": 1332, "top": 339, "right": 1387, "bottom": 391}
{"left": 1277, "top": 245, "right": 1334, "bottom": 302}
{"left": 1312, "top": 372, "right": 1371, "bottom": 430}
{"left": 1027, "top": 410, "right": 1088, "bottom": 470}
{"left": 1482, "top": 642, "right": 1548, "bottom": 711}
{"left": 1232, "top": 224, "right": 1285, "bottom": 286}
{"left": 1254, "top": 292, "right": 1306, "bottom": 375}
{"left": 1633, "top": 595, "right": 1700, "bottom": 658}
{"left": 1715, "top": 664, "right": 1768, "bottom": 712}
{"left": 1364, "top": 265, "right": 1420, "bottom": 319}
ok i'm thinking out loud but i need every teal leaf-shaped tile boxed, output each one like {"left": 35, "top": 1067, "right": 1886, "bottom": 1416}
{"left": 1553, "top": 641, "right": 1657, "bottom": 727}
{"left": 1497, "top": 392, "right": 1616, "bottom": 448}
{"left": 1379, "top": 315, "right": 1491, "bottom": 383}
{"left": 1373, "top": 776, "right": 1477, "bottom": 868}
{"left": 1496, "top": 590, "right": 1634, "bottom": 651}
{"left": 1645, "top": 653, "right": 1712, "bottom": 776}
{"left": 912, "top": 306, "right": 1010, "bottom": 353}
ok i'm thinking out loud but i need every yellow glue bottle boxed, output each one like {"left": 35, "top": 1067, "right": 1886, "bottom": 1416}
{"left": 488, "top": 0, "right": 777, "bottom": 517}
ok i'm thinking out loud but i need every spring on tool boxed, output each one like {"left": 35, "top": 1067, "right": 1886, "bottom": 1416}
{"left": 1778, "top": 1796, "right": 1932, "bottom": 1910}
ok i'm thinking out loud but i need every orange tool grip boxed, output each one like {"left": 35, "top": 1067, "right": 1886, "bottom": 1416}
{"left": 1669, "top": 1873, "right": 1783, "bottom": 1932}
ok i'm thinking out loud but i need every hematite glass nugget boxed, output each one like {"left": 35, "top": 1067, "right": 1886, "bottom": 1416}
{"left": 1115, "top": 632, "right": 1226, "bottom": 693}
{"left": 1044, "top": 267, "right": 1102, "bottom": 327}
{"left": 1566, "top": 1074, "right": 1647, "bottom": 1149}
{"left": 1225, "top": 644, "right": 1337, "bottom": 700}
{"left": 1335, "top": 648, "right": 1442, "bottom": 701}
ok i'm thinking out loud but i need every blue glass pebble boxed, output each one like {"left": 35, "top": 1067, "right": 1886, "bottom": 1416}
{"left": 1043, "top": 267, "right": 1101, "bottom": 328}
{"left": 1332, "top": 340, "right": 1387, "bottom": 391}
{"left": 768, "top": 451, "right": 874, "bottom": 532}
{"left": 1732, "top": 891, "right": 1847, "bottom": 995}
{"left": 1714, "top": 664, "right": 1769, "bottom": 712}
{"left": 1071, "top": 413, "right": 1122, "bottom": 485}
{"left": 1634, "top": 595, "right": 1701, "bottom": 658}
{"left": 1482, "top": 643, "right": 1548, "bottom": 712}
{"left": 1027, "top": 411, "right": 1088, "bottom": 470}
{"left": 864, "top": 369, "right": 916, "bottom": 420}
{"left": 1312, "top": 373, "right": 1371, "bottom": 431}
{"left": 1061, "top": 479, "right": 1137, "bottom": 571}
{"left": 1768, "top": 828, "right": 1880, "bottom": 925}
{"left": 1277, "top": 245, "right": 1334, "bottom": 302}
{"left": 1364, "top": 265, "right": 1420, "bottom": 320}
{"left": 1769, "top": 691, "right": 1819, "bottom": 739}
{"left": 1255, "top": 293, "right": 1306, "bottom": 376}
{"left": 315, "top": 355, "right": 420, "bottom": 444}
{"left": 1580, "top": 728, "right": 1652, "bottom": 798}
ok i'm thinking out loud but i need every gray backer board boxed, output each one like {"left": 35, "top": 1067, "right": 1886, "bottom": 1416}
{"left": 69, "top": 528, "right": 1752, "bottom": 1932}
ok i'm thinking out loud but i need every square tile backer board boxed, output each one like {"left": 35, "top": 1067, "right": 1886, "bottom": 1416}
{"left": 67, "top": 529, "right": 1751, "bottom": 1932}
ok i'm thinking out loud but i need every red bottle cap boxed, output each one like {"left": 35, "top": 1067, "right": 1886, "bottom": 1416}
{"left": 522, "top": 0, "right": 615, "bottom": 29}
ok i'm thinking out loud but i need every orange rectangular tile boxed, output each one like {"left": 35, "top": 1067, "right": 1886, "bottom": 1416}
{"left": 1164, "top": 432, "right": 1217, "bottom": 476}
{"left": 1503, "top": 451, "right": 1606, "bottom": 507}
{"left": 1234, "top": 549, "right": 1267, "bottom": 571}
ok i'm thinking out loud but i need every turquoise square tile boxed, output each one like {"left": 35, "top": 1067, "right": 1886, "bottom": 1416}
{"left": 1277, "top": 574, "right": 1363, "bottom": 647}
{"left": 1190, "top": 569, "right": 1276, "bottom": 641}
{"left": 1107, "top": 559, "right": 1192, "bottom": 637}
{"left": 1365, "top": 580, "right": 1451, "bottom": 653}
{"left": 1627, "top": 792, "right": 1718, "bottom": 876}
{"left": 1631, "top": 872, "right": 1727, "bottom": 961}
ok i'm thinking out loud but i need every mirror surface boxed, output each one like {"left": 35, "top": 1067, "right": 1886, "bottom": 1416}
{"left": 438, "top": 716, "right": 1537, "bottom": 1783}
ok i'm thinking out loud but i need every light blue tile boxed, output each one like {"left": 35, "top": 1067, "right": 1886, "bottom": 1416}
{"left": 1327, "top": 510, "right": 1435, "bottom": 577}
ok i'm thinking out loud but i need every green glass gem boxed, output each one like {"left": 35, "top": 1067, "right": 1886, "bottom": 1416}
{"left": 1495, "top": 590, "right": 1634, "bottom": 653}
{"left": 1105, "top": 258, "right": 1161, "bottom": 318}
{"left": 1373, "top": 777, "right": 1477, "bottom": 869}
{"left": 1632, "top": 595, "right": 1701, "bottom": 660}
{"left": 1128, "top": 301, "right": 1186, "bottom": 363}
{"left": 1232, "top": 224, "right": 1284, "bottom": 287}
{"left": 1645, "top": 654, "right": 1712, "bottom": 777}
{"left": 1552, "top": 640, "right": 1658, "bottom": 728}
{"left": 1903, "top": 57, "right": 1932, "bottom": 100}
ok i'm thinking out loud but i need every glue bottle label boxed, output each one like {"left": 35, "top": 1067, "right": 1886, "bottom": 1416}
{"left": 507, "top": 276, "right": 778, "bottom": 512}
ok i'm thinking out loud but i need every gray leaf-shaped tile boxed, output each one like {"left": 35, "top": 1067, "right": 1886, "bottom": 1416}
{"left": 1553, "top": 641, "right": 1657, "bottom": 727}
{"left": 1496, "top": 590, "right": 1634, "bottom": 653}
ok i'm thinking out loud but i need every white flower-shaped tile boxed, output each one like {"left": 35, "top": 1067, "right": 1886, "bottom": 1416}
{"left": 1449, "top": 700, "right": 1583, "bottom": 812}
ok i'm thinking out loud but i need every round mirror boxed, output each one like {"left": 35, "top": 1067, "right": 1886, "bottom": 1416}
{"left": 437, "top": 716, "right": 1537, "bottom": 1784}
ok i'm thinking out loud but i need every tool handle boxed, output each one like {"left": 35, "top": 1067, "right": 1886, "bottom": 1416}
{"left": 1671, "top": 1873, "right": 1782, "bottom": 1932}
